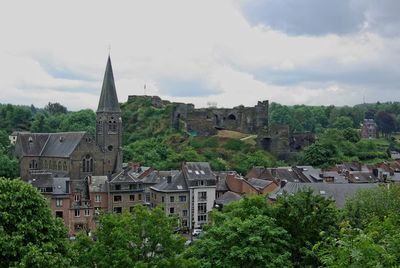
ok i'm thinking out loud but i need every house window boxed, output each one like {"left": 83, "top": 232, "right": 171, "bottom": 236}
{"left": 198, "top": 215, "right": 207, "bottom": 222}
{"left": 169, "top": 207, "right": 174, "bottom": 214}
{"left": 57, "top": 161, "right": 62, "bottom": 170}
{"left": 95, "top": 194, "right": 101, "bottom": 202}
{"left": 198, "top": 191, "right": 207, "bottom": 201}
{"left": 113, "top": 207, "right": 122, "bottom": 213}
{"left": 74, "top": 209, "right": 80, "bottom": 217}
{"left": 138, "top": 194, "right": 142, "bottom": 201}
{"left": 182, "top": 219, "right": 188, "bottom": 227}
{"left": 55, "top": 211, "right": 63, "bottom": 218}
{"left": 198, "top": 203, "right": 207, "bottom": 214}
{"left": 115, "top": 184, "right": 121, "bottom": 191}
{"left": 129, "top": 195, "right": 135, "bottom": 202}
{"left": 56, "top": 198, "right": 63, "bottom": 207}
{"left": 179, "top": 195, "right": 186, "bottom": 202}
{"left": 84, "top": 209, "right": 90, "bottom": 216}
{"left": 183, "top": 210, "right": 188, "bottom": 217}
{"left": 114, "top": 195, "right": 122, "bottom": 202}
{"left": 129, "top": 207, "right": 135, "bottom": 212}
{"left": 170, "top": 196, "right": 174, "bottom": 203}
{"left": 82, "top": 155, "right": 93, "bottom": 173}
{"left": 63, "top": 161, "right": 67, "bottom": 171}
{"left": 129, "top": 184, "right": 136, "bottom": 190}
{"left": 44, "top": 160, "right": 48, "bottom": 169}
{"left": 74, "top": 195, "right": 80, "bottom": 202}
{"left": 162, "top": 196, "right": 165, "bottom": 203}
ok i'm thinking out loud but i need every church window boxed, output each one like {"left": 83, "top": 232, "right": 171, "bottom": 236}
{"left": 82, "top": 155, "right": 93, "bottom": 173}
{"left": 58, "top": 161, "right": 62, "bottom": 170}
{"left": 63, "top": 161, "right": 67, "bottom": 171}
{"left": 108, "top": 119, "right": 117, "bottom": 133}
{"left": 29, "top": 159, "right": 38, "bottom": 170}
{"left": 44, "top": 160, "right": 48, "bottom": 169}
{"left": 52, "top": 160, "right": 56, "bottom": 170}
{"left": 97, "top": 121, "right": 103, "bottom": 134}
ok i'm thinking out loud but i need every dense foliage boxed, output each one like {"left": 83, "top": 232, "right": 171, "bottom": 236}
{"left": 1, "top": 179, "right": 400, "bottom": 267}
{"left": 70, "top": 206, "right": 198, "bottom": 268}
{"left": 0, "top": 179, "right": 70, "bottom": 267}
{"left": 297, "top": 128, "right": 389, "bottom": 168}
{"left": 269, "top": 101, "right": 400, "bottom": 135}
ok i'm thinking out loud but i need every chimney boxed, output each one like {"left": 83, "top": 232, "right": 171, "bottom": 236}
{"left": 167, "top": 175, "right": 172, "bottom": 183}
{"left": 131, "top": 162, "right": 140, "bottom": 172}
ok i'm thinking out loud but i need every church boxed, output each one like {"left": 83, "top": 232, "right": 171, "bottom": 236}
{"left": 16, "top": 56, "right": 123, "bottom": 181}
{"left": 15, "top": 56, "right": 124, "bottom": 233}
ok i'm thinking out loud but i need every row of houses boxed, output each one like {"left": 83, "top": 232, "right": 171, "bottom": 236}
{"left": 28, "top": 158, "right": 400, "bottom": 235}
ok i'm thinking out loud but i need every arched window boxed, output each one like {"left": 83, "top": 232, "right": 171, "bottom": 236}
{"left": 29, "top": 159, "right": 38, "bottom": 170}
{"left": 108, "top": 120, "right": 117, "bottom": 132}
{"left": 82, "top": 155, "right": 93, "bottom": 173}
{"left": 44, "top": 160, "right": 48, "bottom": 169}
{"left": 58, "top": 161, "right": 62, "bottom": 170}
{"left": 63, "top": 161, "right": 67, "bottom": 171}
{"left": 52, "top": 160, "right": 56, "bottom": 170}
{"left": 97, "top": 121, "right": 103, "bottom": 134}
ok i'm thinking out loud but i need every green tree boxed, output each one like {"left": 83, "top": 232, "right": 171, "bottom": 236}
{"left": 273, "top": 189, "right": 339, "bottom": 267}
{"left": 315, "top": 216, "right": 400, "bottom": 267}
{"left": 332, "top": 116, "right": 354, "bottom": 130}
{"left": 0, "top": 179, "right": 70, "bottom": 267}
{"left": 44, "top": 102, "right": 68, "bottom": 114}
{"left": 72, "top": 206, "right": 196, "bottom": 268}
{"left": 343, "top": 184, "right": 400, "bottom": 228}
{"left": 185, "top": 196, "right": 292, "bottom": 268}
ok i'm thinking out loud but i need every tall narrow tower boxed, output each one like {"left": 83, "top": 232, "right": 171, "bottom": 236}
{"left": 96, "top": 56, "right": 122, "bottom": 174}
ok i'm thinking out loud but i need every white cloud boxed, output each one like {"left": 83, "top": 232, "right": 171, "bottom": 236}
{"left": 0, "top": 0, "right": 398, "bottom": 111}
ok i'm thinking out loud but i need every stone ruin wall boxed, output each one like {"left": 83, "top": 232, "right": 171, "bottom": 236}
{"left": 128, "top": 95, "right": 314, "bottom": 160}
{"left": 171, "top": 101, "right": 269, "bottom": 136}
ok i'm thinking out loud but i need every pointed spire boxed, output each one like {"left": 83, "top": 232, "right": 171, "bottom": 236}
{"left": 97, "top": 56, "right": 120, "bottom": 113}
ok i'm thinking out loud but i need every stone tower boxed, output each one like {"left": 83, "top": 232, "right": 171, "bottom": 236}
{"left": 96, "top": 56, "right": 123, "bottom": 175}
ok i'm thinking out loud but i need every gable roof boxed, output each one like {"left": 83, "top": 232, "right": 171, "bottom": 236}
{"left": 215, "top": 191, "right": 242, "bottom": 206}
{"left": 183, "top": 162, "right": 216, "bottom": 181}
{"left": 246, "top": 178, "right": 274, "bottom": 190}
{"left": 16, "top": 132, "right": 86, "bottom": 158}
{"left": 270, "top": 182, "right": 379, "bottom": 207}
{"left": 150, "top": 171, "right": 188, "bottom": 192}
{"left": 41, "top": 132, "right": 86, "bottom": 157}
{"left": 97, "top": 56, "right": 120, "bottom": 113}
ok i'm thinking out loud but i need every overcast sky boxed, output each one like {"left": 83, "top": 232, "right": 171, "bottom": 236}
{"left": 1, "top": 0, "right": 399, "bottom": 110}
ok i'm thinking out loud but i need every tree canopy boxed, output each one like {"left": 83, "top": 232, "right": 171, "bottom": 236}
{"left": 0, "top": 179, "right": 70, "bottom": 267}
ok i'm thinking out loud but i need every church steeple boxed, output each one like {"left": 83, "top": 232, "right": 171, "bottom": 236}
{"left": 97, "top": 56, "right": 120, "bottom": 113}
{"left": 96, "top": 56, "right": 123, "bottom": 174}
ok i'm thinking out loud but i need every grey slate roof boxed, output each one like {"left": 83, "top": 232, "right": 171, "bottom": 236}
{"left": 214, "top": 171, "right": 232, "bottom": 192}
{"left": 41, "top": 132, "right": 86, "bottom": 157}
{"left": 215, "top": 191, "right": 242, "bottom": 206}
{"left": 150, "top": 172, "right": 188, "bottom": 192}
{"left": 270, "top": 182, "right": 379, "bottom": 207}
{"left": 97, "top": 56, "right": 121, "bottom": 113}
{"left": 270, "top": 167, "right": 302, "bottom": 182}
{"left": 17, "top": 132, "right": 86, "bottom": 157}
{"left": 246, "top": 178, "right": 273, "bottom": 190}
{"left": 183, "top": 162, "right": 216, "bottom": 181}
{"left": 141, "top": 170, "right": 179, "bottom": 184}
{"left": 89, "top": 176, "right": 108, "bottom": 193}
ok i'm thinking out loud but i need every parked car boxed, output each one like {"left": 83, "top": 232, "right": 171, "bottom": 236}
{"left": 192, "top": 228, "right": 202, "bottom": 237}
